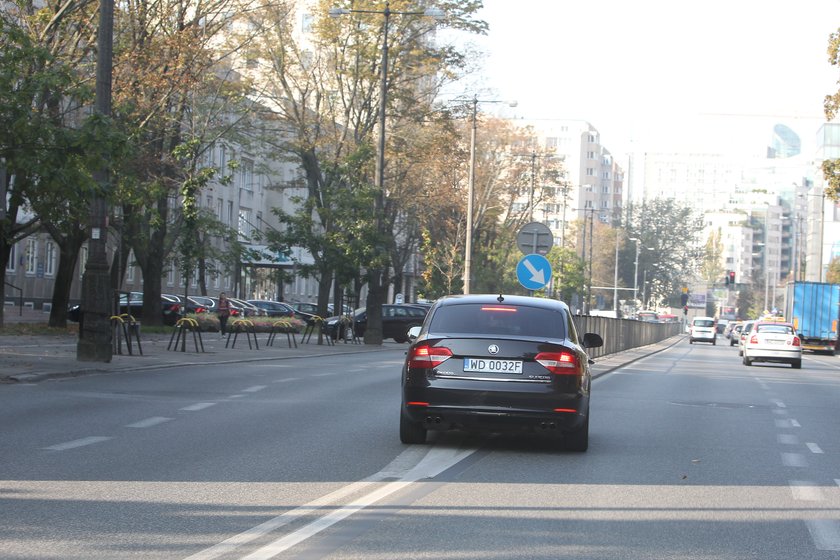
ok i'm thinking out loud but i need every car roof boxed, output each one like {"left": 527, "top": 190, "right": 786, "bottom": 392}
{"left": 433, "top": 294, "right": 570, "bottom": 312}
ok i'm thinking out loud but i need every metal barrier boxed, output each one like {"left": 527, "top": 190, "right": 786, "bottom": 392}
{"left": 111, "top": 313, "right": 142, "bottom": 355}
{"left": 168, "top": 317, "right": 205, "bottom": 353}
{"left": 573, "top": 316, "right": 683, "bottom": 359}
{"left": 267, "top": 319, "right": 297, "bottom": 348}
{"left": 226, "top": 319, "right": 259, "bottom": 349}
{"left": 301, "top": 316, "right": 334, "bottom": 346}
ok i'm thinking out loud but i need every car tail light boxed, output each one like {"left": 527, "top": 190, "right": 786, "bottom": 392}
{"left": 535, "top": 351, "right": 578, "bottom": 374}
{"left": 792, "top": 336, "right": 801, "bottom": 347}
{"left": 408, "top": 345, "right": 452, "bottom": 369}
{"left": 750, "top": 334, "right": 758, "bottom": 344}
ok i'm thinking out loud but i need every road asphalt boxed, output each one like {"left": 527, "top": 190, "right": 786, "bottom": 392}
{"left": 0, "top": 307, "right": 682, "bottom": 384}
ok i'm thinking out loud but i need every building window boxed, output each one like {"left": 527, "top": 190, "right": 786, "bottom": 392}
{"left": 45, "top": 241, "right": 56, "bottom": 276}
{"left": 586, "top": 168, "right": 595, "bottom": 176}
{"left": 126, "top": 250, "right": 135, "bottom": 283}
{"left": 25, "top": 238, "right": 38, "bottom": 275}
{"left": 239, "top": 208, "right": 252, "bottom": 240}
{"left": 241, "top": 158, "right": 254, "bottom": 191}
{"left": 79, "top": 245, "right": 88, "bottom": 279}
{"left": 6, "top": 242, "right": 16, "bottom": 272}
{"left": 587, "top": 151, "right": 595, "bottom": 159}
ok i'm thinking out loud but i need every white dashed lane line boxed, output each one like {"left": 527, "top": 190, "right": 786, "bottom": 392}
{"left": 806, "top": 442, "right": 824, "bottom": 454}
{"left": 43, "top": 436, "right": 112, "bottom": 451}
{"left": 778, "top": 434, "right": 798, "bottom": 445}
{"left": 242, "top": 385, "right": 268, "bottom": 393}
{"left": 806, "top": 520, "right": 840, "bottom": 551}
{"left": 181, "top": 403, "right": 217, "bottom": 411}
{"left": 125, "top": 417, "right": 173, "bottom": 428}
{"left": 781, "top": 452, "right": 808, "bottom": 468}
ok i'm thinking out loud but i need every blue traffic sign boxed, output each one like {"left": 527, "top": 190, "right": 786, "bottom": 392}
{"left": 516, "top": 254, "right": 552, "bottom": 291}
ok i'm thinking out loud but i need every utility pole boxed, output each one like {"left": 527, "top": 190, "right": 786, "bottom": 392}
{"left": 77, "top": 0, "right": 114, "bottom": 362}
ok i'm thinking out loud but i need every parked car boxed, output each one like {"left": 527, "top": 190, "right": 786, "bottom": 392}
{"left": 208, "top": 297, "right": 245, "bottom": 318}
{"left": 742, "top": 321, "right": 802, "bottom": 368}
{"left": 325, "top": 304, "right": 429, "bottom": 343}
{"left": 399, "top": 294, "right": 603, "bottom": 450}
{"left": 228, "top": 297, "right": 265, "bottom": 317}
{"left": 246, "top": 300, "right": 297, "bottom": 318}
{"left": 292, "top": 302, "right": 352, "bottom": 317}
{"left": 738, "top": 320, "right": 756, "bottom": 356}
{"left": 68, "top": 292, "right": 182, "bottom": 325}
{"left": 689, "top": 316, "right": 716, "bottom": 345}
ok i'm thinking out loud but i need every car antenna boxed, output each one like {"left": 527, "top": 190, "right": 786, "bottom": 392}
{"left": 497, "top": 294, "right": 505, "bottom": 303}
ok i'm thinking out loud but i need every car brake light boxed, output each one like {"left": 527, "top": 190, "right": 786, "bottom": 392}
{"left": 408, "top": 345, "right": 452, "bottom": 369}
{"left": 750, "top": 335, "right": 758, "bottom": 344}
{"left": 535, "top": 351, "right": 577, "bottom": 374}
{"left": 792, "top": 336, "right": 801, "bottom": 346}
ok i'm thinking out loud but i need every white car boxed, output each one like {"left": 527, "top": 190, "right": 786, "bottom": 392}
{"left": 738, "top": 320, "right": 756, "bottom": 356}
{"left": 689, "top": 316, "right": 717, "bottom": 345}
{"left": 742, "top": 321, "right": 802, "bottom": 369}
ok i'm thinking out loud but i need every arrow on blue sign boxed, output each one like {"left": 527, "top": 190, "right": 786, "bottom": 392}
{"left": 516, "top": 254, "right": 552, "bottom": 291}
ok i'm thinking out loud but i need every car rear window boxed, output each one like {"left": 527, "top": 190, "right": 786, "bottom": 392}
{"left": 693, "top": 319, "right": 714, "bottom": 327}
{"left": 427, "top": 304, "right": 567, "bottom": 339}
{"left": 756, "top": 324, "right": 794, "bottom": 335}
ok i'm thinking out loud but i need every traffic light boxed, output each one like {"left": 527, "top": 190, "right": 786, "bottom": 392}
{"left": 724, "top": 271, "right": 730, "bottom": 285}
{"left": 680, "top": 292, "right": 689, "bottom": 306}
{"left": 728, "top": 271, "right": 736, "bottom": 285}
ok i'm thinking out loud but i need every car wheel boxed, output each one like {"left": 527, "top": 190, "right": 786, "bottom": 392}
{"left": 563, "top": 414, "right": 589, "bottom": 452}
{"left": 689, "top": 339, "right": 693, "bottom": 344}
{"left": 399, "top": 409, "right": 427, "bottom": 444}
{"left": 792, "top": 359, "right": 802, "bottom": 369}
{"left": 743, "top": 355, "right": 752, "bottom": 366}
{"left": 712, "top": 339, "right": 716, "bottom": 345}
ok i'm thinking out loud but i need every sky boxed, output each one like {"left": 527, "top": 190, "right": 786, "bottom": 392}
{"left": 443, "top": 0, "right": 840, "bottom": 160}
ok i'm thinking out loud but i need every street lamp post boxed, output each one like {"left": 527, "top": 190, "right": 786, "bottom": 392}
{"left": 463, "top": 95, "right": 516, "bottom": 295}
{"left": 330, "top": 2, "right": 443, "bottom": 342}
{"left": 629, "top": 237, "right": 640, "bottom": 304}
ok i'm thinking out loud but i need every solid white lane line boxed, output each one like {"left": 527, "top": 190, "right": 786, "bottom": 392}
{"left": 228, "top": 395, "right": 245, "bottom": 399}
{"left": 240, "top": 481, "right": 412, "bottom": 560}
{"left": 273, "top": 378, "right": 300, "bottom": 383}
{"left": 806, "top": 442, "right": 824, "bottom": 454}
{"left": 781, "top": 453, "right": 808, "bottom": 467}
{"left": 242, "top": 385, "right": 267, "bottom": 393}
{"left": 182, "top": 445, "right": 475, "bottom": 560}
{"left": 778, "top": 434, "right": 798, "bottom": 445}
{"left": 180, "top": 403, "right": 217, "bottom": 411}
{"left": 806, "top": 519, "right": 840, "bottom": 551}
{"left": 789, "top": 481, "right": 824, "bottom": 501}
{"left": 125, "top": 417, "right": 172, "bottom": 428}
{"left": 43, "top": 436, "right": 112, "bottom": 451}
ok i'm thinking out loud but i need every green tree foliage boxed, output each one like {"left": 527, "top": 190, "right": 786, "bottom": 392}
{"left": 823, "top": 28, "right": 840, "bottom": 201}
{"left": 827, "top": 256, "right": 840, "bottom": 284}
{"left": 624, "top": 198, "right": 704, "bottom": 308}
{"left": 701, "top": 227, "right": 725, "bottom": 285}
{"left": 0, "top": 0, "right": 122, "bottom": 327}
{"left": 108, "top": 0, "right": 255, "bottom": 324}
{"left": 235, "top": 0, "right": 486, "bottom": 341}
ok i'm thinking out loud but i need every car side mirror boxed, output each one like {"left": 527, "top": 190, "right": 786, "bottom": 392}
{"left": 407, "top": 326, "right": 421, "bottom": 341}
{"left": 583, "top": 332, "right": 603, "bottom": 348}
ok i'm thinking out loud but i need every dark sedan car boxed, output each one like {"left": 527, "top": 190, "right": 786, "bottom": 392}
{"left": 246, "top": 300, "right": 297, "bottom": 318}
{"left": 400, "top": 294, "right": 603, "bottom": 451}
{"left": 325, "top": 304, "right": 429, "bottom": 343}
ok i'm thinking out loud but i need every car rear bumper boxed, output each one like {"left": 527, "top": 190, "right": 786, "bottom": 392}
{"left": 403, "top": 382, "right": 588, "bottom": 434}
{"left": 745, "top": 348, "right": 801, "bottom": 362}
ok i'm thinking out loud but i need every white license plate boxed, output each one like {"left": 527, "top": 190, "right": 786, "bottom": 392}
{"left": 463, "top": 358, "right": 523, "bottom": 374}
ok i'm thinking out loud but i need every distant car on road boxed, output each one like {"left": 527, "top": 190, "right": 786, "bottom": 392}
{"left": 742, "top": 321, "right": 802, "bottom": 368}
{"left": 689, "top": 316, "right": 716, "bottom": 345}
{"left": 400, "top": 294, "right": 603, "bottom": 451}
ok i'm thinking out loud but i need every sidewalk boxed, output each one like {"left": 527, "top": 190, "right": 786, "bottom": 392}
{"left": 0, "top": 307, "right": 681, "bottom": 384}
